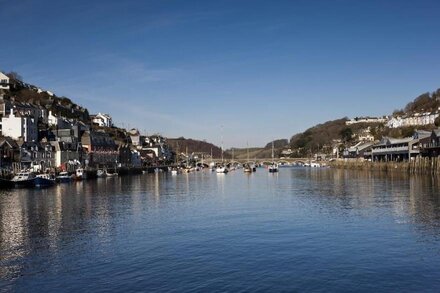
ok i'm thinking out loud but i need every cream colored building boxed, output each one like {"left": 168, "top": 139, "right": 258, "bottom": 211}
{"left": 0, "top": 72, "right": 9, "bottom": 90}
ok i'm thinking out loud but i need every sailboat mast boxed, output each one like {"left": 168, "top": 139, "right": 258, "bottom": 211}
{"left": 272, "top": 141, "right": 274, "bottom": 160}
{"left": 221, "top": 125, "right": 224, "bottom": 163}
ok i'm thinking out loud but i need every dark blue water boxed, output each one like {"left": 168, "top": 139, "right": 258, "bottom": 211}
{"left": 1, "top": 168, "right": 440, "bottom": 292}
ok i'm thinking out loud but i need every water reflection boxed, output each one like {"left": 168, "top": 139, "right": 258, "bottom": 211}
{"left": 294, "top": 168, "right": 440, "bottom": 231}
{"left": 1, "top": 170, "right": 440, "bottom": 290}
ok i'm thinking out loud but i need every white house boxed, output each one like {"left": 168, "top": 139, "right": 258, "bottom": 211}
{"left": 128, "top": 128, "right": 141, "bottom": 146}
{"left": 2, "top": 110, "right": 38, "bottom": 142}
{"left": 387, "top": 112, "right": 439, "bottom": 128}
{"left": 0, "top": 72, "right": 9, "bottom": 90}
{"left": 48, "top": 110, "right": 59, "bottom": 126}
{"left": 91, "top": 113, "right": 113, "bottom": 127}
{"left": 357, "top": 127, "right": 375, "bottom": 142}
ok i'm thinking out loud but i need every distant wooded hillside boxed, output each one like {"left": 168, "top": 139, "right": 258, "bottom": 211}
{"left": 167, "top": 138, "right": 230, "bottom": 159}
{"left": 394, "top": 89, "right": 440, "bottom": 116}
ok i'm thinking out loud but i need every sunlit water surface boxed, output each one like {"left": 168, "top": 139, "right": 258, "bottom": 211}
{"left": 1, "top": 168, "right": 440, "bottom": 292}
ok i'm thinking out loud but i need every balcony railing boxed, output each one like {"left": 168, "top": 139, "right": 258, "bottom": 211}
{"left": 372, "top": 146, "right": 409, "bottom": 154}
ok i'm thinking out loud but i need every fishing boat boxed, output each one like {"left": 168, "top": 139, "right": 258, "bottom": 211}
{"left": 11, "top": 171, "right": 37, "bottom": 188}
{"left": 35, "top": 174, "right": 56, "bottom": 188}
{"left": 56, "top": 171, "right": 72, "bottom": 183}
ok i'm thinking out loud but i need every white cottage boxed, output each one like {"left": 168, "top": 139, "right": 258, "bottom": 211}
{"left": 1, "top": 110, "right": 38, "bottom": 142}
{"left": 0, "top": 72, "right": 9, "bottom": 90}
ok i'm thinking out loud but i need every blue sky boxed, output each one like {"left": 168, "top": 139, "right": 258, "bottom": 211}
{"left": 1, "top": 0, "right": 440, "bottom": 147}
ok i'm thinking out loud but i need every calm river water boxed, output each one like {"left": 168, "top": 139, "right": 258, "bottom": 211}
{"left": 1, "top": 168, "right": 440, "bottom": 292}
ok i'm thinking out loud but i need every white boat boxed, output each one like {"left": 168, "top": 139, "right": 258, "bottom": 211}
{"left": 56, "top": 171, "right": 71, "bottom": 183}
{"left": 216, "top": 166, "right": 229, "bottom": 173}
{"left": 12, "top": 171, "right": 36, "bottom": 187}
{"left": 268, "top": 163, "right": 279, "bottom": 173}
{"left": 171, "top": 169, "right": 178, "bottom": 175}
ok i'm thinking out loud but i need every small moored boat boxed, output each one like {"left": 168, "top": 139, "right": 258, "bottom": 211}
{"left": 35, "top": 174, "right": 56, "bottom": 188}
{"left": 216, "top": 165, "right": 229, "bottom": 173}
{"left": 56, "top": 171, "right": 71, "bottom": 183}
{"left": 268, "top": 141, "right": 279, "bottom": 173}
{"left": 243, "top": 163, "right": 253, "bottom": 173}
{"left": 11, "top": 171, "right": 37, "bottom": 188}
{"left": 268, "top": 163, "right": 279, "bottom": 173}
{"left": 74, "top": 168, "right": 84, "bottom": 180}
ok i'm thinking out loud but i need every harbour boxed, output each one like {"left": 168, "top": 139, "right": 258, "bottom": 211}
{"left": 2, "top": 0, "right": 440, "bottom": 291}
{"left": 1, "top": 167, "right": 440, "bottom": 291}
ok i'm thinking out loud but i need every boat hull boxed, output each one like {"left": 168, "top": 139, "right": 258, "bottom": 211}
{"left": 35, "top": 177, "right": 56, "bottom": 188}
{"left": 216, "top": 167, "right": 228, "bottom": 173}
{"left": 13, "top": 178, "right": 36, "bottom": 188}
{"left": 56, "top": 177, "right": 72, "bottom": 183}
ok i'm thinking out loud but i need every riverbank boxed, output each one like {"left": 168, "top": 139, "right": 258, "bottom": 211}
{"left": 329, "top": 157, "right": 440, "bottom": 174}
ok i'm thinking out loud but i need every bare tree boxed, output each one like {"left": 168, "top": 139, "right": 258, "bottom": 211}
{"left": 6, "top": 71, "right": 23, "bottom": 81}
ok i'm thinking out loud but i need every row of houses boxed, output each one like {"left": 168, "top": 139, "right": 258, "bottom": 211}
{"left": 343, "top": 130, "right": 440, "bottom": 161}
{"left": 0, "top": 125, "right": 174, "bottom": 173}
{"left": 0, "top": 98, "right": 173, "bottom": 174}
{"left": 386, "top": 112, "right": 440, "bottom": 128}
{"left": 346, "top": 112, "right": 440, "bottom": 129}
